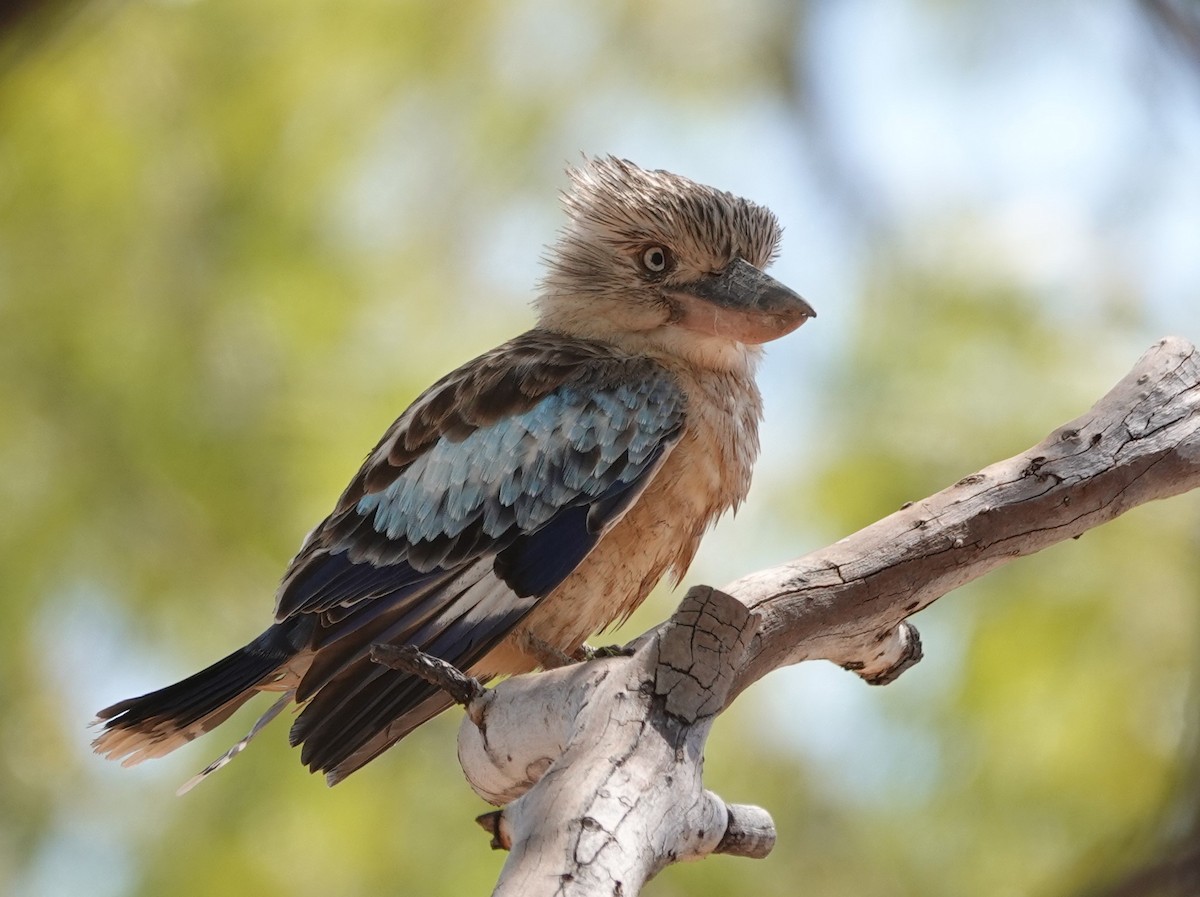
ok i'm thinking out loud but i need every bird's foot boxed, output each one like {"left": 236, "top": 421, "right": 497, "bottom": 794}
{"left": 515, "top": 633, "right": 635, "bottom": 669}
{"left": 370, "top": 643, "right": 486, "bottom": 706}
{"left": 517, "top": 632, "right": 578, "bottom": 670}
{"left": 573, "top": 642, "right": 636, "bottom": 662}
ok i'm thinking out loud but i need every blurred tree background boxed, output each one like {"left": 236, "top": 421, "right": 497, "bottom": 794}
{"left": 1, "top": 1, "right": 1198, "bottom": 895}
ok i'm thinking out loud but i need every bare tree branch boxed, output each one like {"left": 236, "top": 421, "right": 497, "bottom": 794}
{"left": 446, "top": 336, "right": 1199, "bottom": 897}
{"left": 726, "top": 335, "right": 1200, "bottom": 699}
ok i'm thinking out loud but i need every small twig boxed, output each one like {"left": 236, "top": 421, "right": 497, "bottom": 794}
{"left": 475, "top": 810, "right": 511, "bottom": 851}
{"left": 715, "top": 803, "right": 776, "bottom": 859}
{"left": 369, "top": 643, "right": 486, "bottom": 707}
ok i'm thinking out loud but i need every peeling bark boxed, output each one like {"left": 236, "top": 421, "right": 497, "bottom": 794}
{"left": 430, "top": 337, "right": 1199, "bottom": 896}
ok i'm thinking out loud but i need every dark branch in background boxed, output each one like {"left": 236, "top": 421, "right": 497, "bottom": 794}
{"left": 0, "top": 0, "right": 62, "bottom": 33}
{"left": 0, "top": 0, "right": 99, "bottom": 73}
{"left": 1081, "top": 658, "right": 1200, "bottom": 897}
{"left": 784, "top": 2, "right": 890, "bottom": 241}
{"left": 1084, "top": 845, "right": 1200, "bottom": 897}
{"left": 1141, "top": 0, "right": 1200, "bottom": 81}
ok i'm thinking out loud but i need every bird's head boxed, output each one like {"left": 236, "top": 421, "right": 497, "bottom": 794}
{"left": 537, "top": 156, "right": 814, "bottom": 371}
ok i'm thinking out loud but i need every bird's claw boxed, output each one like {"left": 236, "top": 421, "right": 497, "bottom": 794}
{"left": 518, "top": 632, "right": 635, "bottom": 668}
{"left": 574, "top": 643, "right": 636, "bottom": 662}
{"left": 518, "top": 631, "right": 578, "bottom": 669}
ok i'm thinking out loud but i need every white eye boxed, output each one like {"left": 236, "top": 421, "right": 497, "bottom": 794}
{"left": 641, "top": 246, "right": 669, "bottom": 274}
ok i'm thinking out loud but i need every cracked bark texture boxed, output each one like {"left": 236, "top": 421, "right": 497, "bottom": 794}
{"left": 454, "top": 337, "right": 1200, "bottom": 897}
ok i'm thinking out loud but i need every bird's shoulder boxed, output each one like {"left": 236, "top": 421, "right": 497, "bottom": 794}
{"left": 340, "top": 328, "right": 686, "bottom": 506}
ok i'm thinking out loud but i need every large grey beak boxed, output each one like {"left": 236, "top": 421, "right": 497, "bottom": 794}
{"left": 671, "top": 258, "right": 815, "bottom": 345}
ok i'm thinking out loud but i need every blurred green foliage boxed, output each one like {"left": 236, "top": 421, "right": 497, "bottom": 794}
{"left": 1, "top": 2, "right": 1197, "bottom": 896}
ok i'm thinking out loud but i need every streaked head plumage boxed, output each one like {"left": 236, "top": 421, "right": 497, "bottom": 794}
{"left": 537, "top": 157, "right": 810, "bottom": 368}
{"left": 557, "top": 156, "right": 781, "bottom": 273}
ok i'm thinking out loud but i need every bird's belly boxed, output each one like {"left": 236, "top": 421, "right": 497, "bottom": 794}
{"left": 481, "top": 435, "right": 732, "bottom": 675}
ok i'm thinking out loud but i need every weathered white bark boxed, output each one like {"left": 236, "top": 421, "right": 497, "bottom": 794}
{"left": 447, "top": 336, "right": 1200, "bottom": 897}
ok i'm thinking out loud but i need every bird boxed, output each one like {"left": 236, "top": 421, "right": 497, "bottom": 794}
{"left": 92, "top": 156, "right": 815, "bottom": 787}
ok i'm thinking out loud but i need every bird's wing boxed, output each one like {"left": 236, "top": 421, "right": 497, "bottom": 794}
{"left": 277, "top": 331, "right": 685, "bottom": 777}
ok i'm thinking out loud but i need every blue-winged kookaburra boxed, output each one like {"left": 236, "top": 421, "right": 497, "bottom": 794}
{"left": 93, "top": 156, "right": 815, "bottom": 785}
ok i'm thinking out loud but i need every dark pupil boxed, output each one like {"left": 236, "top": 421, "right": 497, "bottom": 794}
{"left": 648, "top": 250, "right": 663, "bottom": 268}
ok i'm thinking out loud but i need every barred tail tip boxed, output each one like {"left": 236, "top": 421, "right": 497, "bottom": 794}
{"left": 91, "top": 692, "right": 256, "bottom": 768}
{"left": 90, "top": 639, "right": 288, "bottom": 769}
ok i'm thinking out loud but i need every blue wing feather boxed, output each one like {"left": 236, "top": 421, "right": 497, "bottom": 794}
{"left": 279, "top": 379, "right": 680, "bottom": 617}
